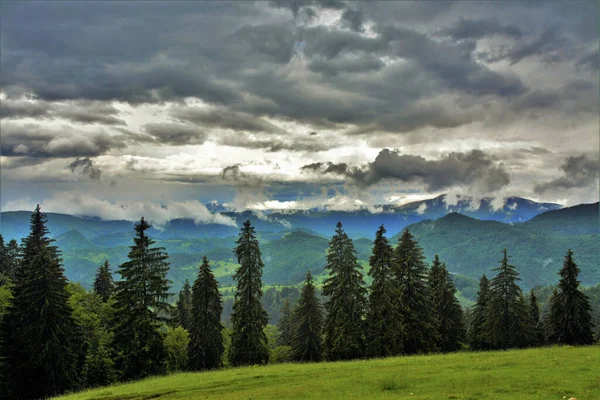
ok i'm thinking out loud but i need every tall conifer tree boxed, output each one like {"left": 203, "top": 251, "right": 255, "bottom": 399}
{"left": 175, "top": 280, "right": 192, "bottom": 330}
{"left": 394, "top": 230, "right": 438, "bottom": 354}
{"left": 323, "top": 222, "right": 367, "bottom": 360}
{"left": 529, "top": 289, "right": 544, "bottom": 346}
{"left": 0, "top": 205, "right": 80, "bottom": 399}
{"left": 429, "top": 255, "right": 465, "bottom": 352}
{"left": 291, "top": 271, "right": 324, "bottom": 362}
{"left": 276, "top": 299, "right": 294, "bottom": 347}
{"left": 112, "top": 217, "right": 172, "bottom": 380}
{"left": 546, "top": 250, "right": 595, "bottom": 345}
{"left": 188, "top": 256, "right": 224, "bottom": 370}
{"left": 467, "top": 275, "right": 491, "bottom": 350}
{"left": 483, "top": 249, "right": 529, "bottom": 349}
{"left": 365, "top": 225, "right": 403, "bottom": 358}
{"left": 228, "top": 221, "right": 270, "bottom": 366}
{"left": 93, "top": 260, "right": 114, "bottom": 302}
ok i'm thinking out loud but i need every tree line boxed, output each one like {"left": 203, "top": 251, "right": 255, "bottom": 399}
{"left": 0, "top": 207, "right": 596, "bottom": 399}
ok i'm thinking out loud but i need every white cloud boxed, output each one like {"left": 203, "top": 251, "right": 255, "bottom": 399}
{"left": 416, "top": 203, "right": 428, "bottom": 215}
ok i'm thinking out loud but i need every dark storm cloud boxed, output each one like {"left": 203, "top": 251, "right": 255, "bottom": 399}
{"left": 437, "top": 17, "right": 523, "bottom": 40}
{"left": 534, "top": 155, "right": 600, "bottom": 194}
{"left": 0, "top": 99, "right": 126, "bottom": 125}
{"left": 170, "top": 107, "right": 286, "bottom": 134}
{"left": 339, "top": 9, "right": 364, "bottom": 32}
{"left": 142, "top": 123, "right": 207, "bottom": 145}
{"left": 0, "top": 122, "right": 127, "bottom": 158}
{"left": 302, "top": 149, "right": 511, "bottom": 192}
{"left": 67, "top": 157, "right": 102, "bottom": 180}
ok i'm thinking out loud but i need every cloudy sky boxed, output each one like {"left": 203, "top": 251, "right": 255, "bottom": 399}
{"left": 1, "top": 1, "right": 598, "bottom": 221}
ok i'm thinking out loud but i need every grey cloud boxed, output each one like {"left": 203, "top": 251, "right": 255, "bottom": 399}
{"left": 339, "top": 9, "right": 364, "bottom": 32}
{"left": 534, "top": 154, "right": 600, "bottom": 193}
{"left": 308, "top": 55, "right": 384, "bottom": 76}
{"left": 577, "top": 49, "right": 599, "bottom": 71}
{"left": 437, "top": 17, "right": 523, "bottom": 40}
{"left": 0, "top": 122, "right": 128, "bottom": 158}
{"left": 217, "top": 132, "right": 338, "bottom": 153}
{"left": 300, "top": 161, "right": 349, "bottom": 175}
{"left": 170, "top": 107, "right": 286, "bottom": 134}
{"left": 67, "top": 157, "right": 102, "bottom": 180}
{"left": 302, "top": 149, "right": 511, "bottom": 192}
{"left": 143, "top": 123, "right": 206, "bottom": 145}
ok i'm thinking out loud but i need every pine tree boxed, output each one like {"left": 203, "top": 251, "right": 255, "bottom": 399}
{"left": 546, "top": 250, "right": 595, "bottom": 345}
{"left": 188, "top": 256, "right": 224, "bottom": 370}
{"left": 323, "top": 222, "right": 367, "bottom": 360}
{"left": 0, "top": 235, "right": 6, "bottom": 278}
{"left": 175, "top": 279, "right": 192, "bottom": 330}
{"left": 467, "top": 275, "right": 491, "bottom": 350}
{"left": 529, "top": 289, "right": 544, "bottom": 346}
{"left": 291, "top": 271, "right": 324, "bottom": 362}
{"left": 276, "top": 299, "right": 294, "bottom": 347}
{"left": 483, "top": 249, "right": 529, "bottom": 349}
{"left": 93, "top": 260, "right": 114, "bottom": 302}
{"left": 0, "top": 238, "right": 20, "bottom": 281}
{"left": 393, "top": 230, "right": 438, "bottom": 354}
{"left": 112, "top": 217, "right": 172, "bottom": 380}
{"left": 228, "top": 221, "right": 270, "bottom": 366}
{"left": 429, "top": 255, "right": 465, "bottom": 352}
{"left": 365, "top": 225, "right": 403, "bottom": 358}
{"left": 0, "top": 205, "right": 80, "bottom": 399}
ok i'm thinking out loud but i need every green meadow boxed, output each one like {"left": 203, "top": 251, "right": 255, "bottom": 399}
{"left": 57, "top": 345, "right": 600, "bottom": 400}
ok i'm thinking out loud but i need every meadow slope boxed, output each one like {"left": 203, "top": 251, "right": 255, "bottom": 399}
{"left": 56, "top": 346, "right": 600, "bottom": 400}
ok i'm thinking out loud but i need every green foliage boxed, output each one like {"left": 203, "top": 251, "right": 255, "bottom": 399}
{"left": 0, "top": 205, "right": 81, "bottom": 399}
{"left": 394, "top": 230, "right": 438, "bottom": 354}
{"left": 0, "top": 237, "right": 20, "bottom": 281}
{"left": 164, "top": 327, "right": 190, "bottom": 373}
{"left": 174, "top": 279, "right": 192, "bottom": 330}
{"left": 292, "top": 271, "right": 324, "bottom": 362}
{"left": 112, "top": 217, "right": 172, "bottom": 380}
{"left": 67, "top": 283, "right": 116, "bottom": 388}
{"left": 228, "top": 221, "right": 270, "bottom": 366}
{"left": 188, "top": 257, "right": 224, "bottom": 371}
{"left": 529, "top": 289, "right": 544, "bottom": 345}
{"left": 467, "top": 275, "right": 491, "bottom": 350}
{"left": 429, "top": 255, "right": 465, "bottom": 352}
{"left": 276, "top": 299, "right": 294, "bottom": 347}
{"left": 323, "top": 222, "right": 367, "bottom": 360}
{"left": 270, "top": 345, "right": 293, "bottom": 364}
{"left": 365, "top": 225, "right": 403, "bottom": 357}
{"left": 93, "top": 259, "right": 114, "bottom": 302}
{"left": 545, "top": 250, "right": 595, "bottom": 345}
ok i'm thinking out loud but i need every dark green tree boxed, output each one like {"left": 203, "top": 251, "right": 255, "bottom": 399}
{"left": 276, "top": 299, "right": 294, "bottom": 347}
{"left": 545, "top": 250, "right": 595, "bottom": 345}
{"left": 112, "top": 217, "right": 172, "bottom": 380}
{"left": 175, "top": 279, "right": 192, "bottom": 331}
{"left": 0, "top": 205, "right": 80, "bottom": 399}
{"left": 365, "top": 225, "right": 403, "bottom": 358}
{"left": 0, "top": 238, "right": 20, "bottom": 281}
{"left": 393, "top": 230, "right": 438, "bottom": 354}
{"left": 228, "top": 221, "right": 270, "bottom": 366}
{"left": 0, "top": 235, "right": 5, "bottom": 278}
{"left": 291, "top": 271, "right": 324, "bottom": 362}
{"left": 467, "top": 275, "right": 491, "bottom": 350}
{"left": 93, "top": 260, "right": 114, "bottom": 302}
{"left": 529, "top": 289, "right": 544, "bottom": 346}
{"left": 483, "top": 249, "right": 530, "bottom": 349}
{"left": 323, "top": 222, "right": 367, "bottom": 360}
{"left": 429, "top": 255, "right": 465, "bottom": 352}
{"left": 188, "top": 256, "right": 224, "bottom": 370}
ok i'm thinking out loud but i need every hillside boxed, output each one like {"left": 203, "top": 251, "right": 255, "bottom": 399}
{"left": 55, "top": 346, "right": 600, "bottom": 400}
{"left": 398, "top": 206, "right": 599, "bottom": 288}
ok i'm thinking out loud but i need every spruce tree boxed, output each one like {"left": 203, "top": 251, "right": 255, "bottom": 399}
{"left": 0, "top": 235, "right": 5, "bottom": 278}
{"left": 276, "top": 299, "right": 294, "bottom": 347}
{"left": 365, "top": 225, "right": 403, "bottom": 358}
{"left": 467, "top": 275, "right": 491, "bottom": 350}
{"left": 291, "top": 271, "right": 324, "bottom": 362}
{"left": 112, "top": 217, "right": 172, "bottom": 380}
{"left": 393, "top": 230, "right": 438, "bottom": 354}
{"left": 429, "top": 255, "right": 465, "bottom": 352}
{"left": 175, "top": 279, "right": 192, "bottom": 331}
{"left": 0, "top": 239, "right": 20, "bottom": 281}
{"left": 529, "top": 289, "right": 544, "bottom": 346}
{"left": 188, "top": 256, "right": 224, "bottom": 370}
{"left": 483, "top": 249, "right": 529, "bottom": 349}
{"left": 323, "top": 222, "right": 367, "bottom": 360}
{"left": 0, "top": 205, "right": 80, "bottom": 399}
{"left": 546, "top": 250, "right": 595, "bottom": 345}
{"left": 228, "top": 221, "right": 270, "bottom": 366}
{"left": 93, "top": 260, "right": 114, "bottom": 302}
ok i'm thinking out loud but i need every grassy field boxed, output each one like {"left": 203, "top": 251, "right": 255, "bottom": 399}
{"left": 57, "top": 346, "right": 600, "bottom": 400}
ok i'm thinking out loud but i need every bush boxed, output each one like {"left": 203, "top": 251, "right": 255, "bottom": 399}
{"left": 270, "top": 345, "right": 293, "bottom": 364}
{"left": 164, "top": 326, "right": 190, "bottom": 372}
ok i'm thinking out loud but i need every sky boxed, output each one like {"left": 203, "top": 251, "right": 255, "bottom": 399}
{"left": 1, "top": 1, "right": 598, "bottom": 223}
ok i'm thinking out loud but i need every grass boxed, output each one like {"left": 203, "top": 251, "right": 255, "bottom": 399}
{"left": 56, "top": 345, "right": 600, "bottom": 400}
